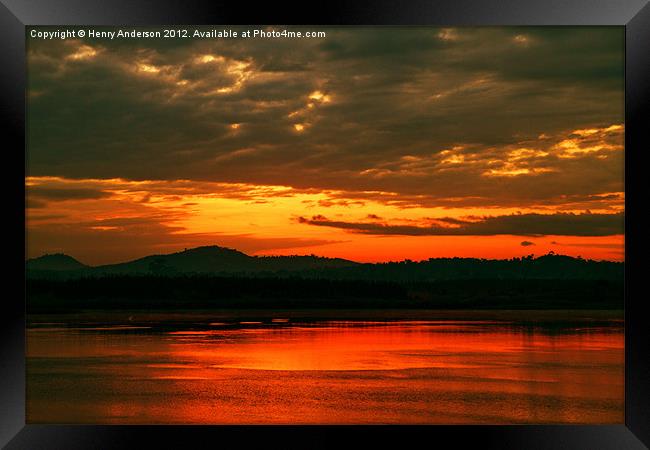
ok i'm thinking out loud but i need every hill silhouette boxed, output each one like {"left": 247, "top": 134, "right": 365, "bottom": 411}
{"left": 26, "top": 253, "right": 88, "bottom": 271}
{"left": 26, "top": 246, "right": 622, "bottom": 281}
{"left": 26, "top": 245, "right": 358, "bottom": 278}
{"left": 97, "top": 246, "right": 260, "bottom": 275}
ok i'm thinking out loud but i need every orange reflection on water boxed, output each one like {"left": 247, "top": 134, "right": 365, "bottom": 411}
{"left": 27, "top": 320, "right": 624, "bottom": 424}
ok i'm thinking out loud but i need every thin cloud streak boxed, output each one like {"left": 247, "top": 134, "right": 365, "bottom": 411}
{"left": 297, "top": 212, "right": 624, "bottom": 237}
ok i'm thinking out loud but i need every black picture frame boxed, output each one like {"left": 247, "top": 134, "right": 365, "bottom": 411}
{"left": 2, "top": 0, "right": 648, "bottom": 448}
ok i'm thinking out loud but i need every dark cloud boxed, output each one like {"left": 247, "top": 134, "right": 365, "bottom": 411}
{"left": 27, "top": 213, "right": 68, "bottom": 221}
{"left": 28, "top": 186, "right": 112, "bottom": 201}
{"left": 27, "top": 27, "right": 624, "bottom": 209}
{"left": 296, "top": 212, "right": 624, "bottom": 237}
{"left": 520, "top": 241, "right": 535, "bottom": 246}
{"left": 26, "top": 198, "right": 47, "bottom": 209}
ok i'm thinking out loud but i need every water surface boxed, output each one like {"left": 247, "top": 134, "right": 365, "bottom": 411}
{"left": 27, "top": 311, "right": 624, "bottom": 424}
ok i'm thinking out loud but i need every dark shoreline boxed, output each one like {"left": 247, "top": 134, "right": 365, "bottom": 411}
{"left": 27, "top": 276, "right": 624, "bottom": 313}
{"left": 27, "top": 309, "right": 624, "bottom": 329}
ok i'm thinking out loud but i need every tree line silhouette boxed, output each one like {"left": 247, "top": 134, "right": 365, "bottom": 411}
{"left": 26, "top": 250, "right": 624, "bottom": 312}
{"left": 27, "top": 275, "right": 623, "bottom": 313}
{"left": 27, "top": 252, "right": 623, "bottom": 281}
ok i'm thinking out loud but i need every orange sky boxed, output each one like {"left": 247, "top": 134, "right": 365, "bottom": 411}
{"left": 26, "top": 171, "right": 624, "bottom": 265}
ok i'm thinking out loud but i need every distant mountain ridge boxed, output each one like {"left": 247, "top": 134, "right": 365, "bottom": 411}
{"left": 26, "top": 253, "right": 88, "bottom": 271}
{"left": 26, "top": 245, "right": 358, "bottom": 277}
{"left": 25, "top": 245, "right": 624, "bottom": 281}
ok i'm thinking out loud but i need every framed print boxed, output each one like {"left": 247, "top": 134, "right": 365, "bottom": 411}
{"left": 1, "top": 0, "right": 649, "bottom": 448}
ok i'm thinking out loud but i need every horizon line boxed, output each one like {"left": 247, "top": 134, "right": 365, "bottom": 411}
{"left": 26, "top": 244, "right": 625, "bottom": 268}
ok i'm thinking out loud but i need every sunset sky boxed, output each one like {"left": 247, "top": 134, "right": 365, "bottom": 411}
{"left": 26, "top": 27, "right": 624, "bottom": 265}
